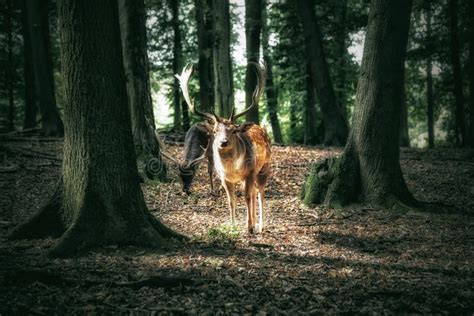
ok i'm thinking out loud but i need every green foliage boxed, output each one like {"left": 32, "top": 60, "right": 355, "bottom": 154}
{"left": 207, "top": 224, "right": 240, "bottom": 243}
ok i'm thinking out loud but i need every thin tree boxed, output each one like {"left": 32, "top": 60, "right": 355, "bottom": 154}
{"left": 20, "top": 0, "right": 37, "bottom": 129}
{"left": 195, "top": 0, "right": 215, "bottom": 113}
{"left": 244, "top": 0, "right": 262, "bottom": 123}
{"left": 5, "top": 0, "right": 15, "bottom": 131}
{"left": 448, "top": 0, "right": 466, "bottom": 146}
{"left": 261, "top": 0, "right": 283, "bottom": 144}
{"left": 334, "top": 0, "right": 348, "bottom": 117}
{"left": 170, "top": 0, "right": 183, "bottom": 131}
{"left": 25, "top": 0, "right": 63, "bottom": 136}
{"left": 118, "top": 0, "right": 168, "bottom": 180}
{"left": 426, "top": 1, "right": 435, "bottom": 148}
{"left": 11, "top": 0, "right": 182, "bottom": 257}
{"left": 296, "top": 0, "right": 348, "bottom": 146}
{"left": 301, "top": 0, "right": 418, "bottom": 209}
{"left": 212, "top": 0, "right": 234, "bottom": 118}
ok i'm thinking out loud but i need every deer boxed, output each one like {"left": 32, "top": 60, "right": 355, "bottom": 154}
{"left": 175, "top": 62, "right": 271, "bottom": 234}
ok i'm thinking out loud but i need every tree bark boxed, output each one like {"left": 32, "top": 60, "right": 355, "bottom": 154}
{"left": 20, "top": 0, "right": 37, "bottom": 129}
{"left": 468, "top": 0, "right": 474, "bottom": 147}
{"left": 297, "top": 0, "right": 348, "bottom": 146}
{"left": 195, "top": 0, "right": 215, "bottom": 113}
{"left": 244, "top": 0, "right": 262, "bottom": 123}
{"left": 170, "top": 0, "right": 182, "bottom": 131}
{"left": 304, "top": 65, "right": 319, "bottom": 145}
{"left": 261, "top": 0, "right": 283, "bottom": 144}
{"left": 448, "top": 0, "right": 466, "bottom": 146}
{"left": 301, "top": 0, "right": 417, "bottom": 210}
{"left": 11, "top": 0, "right": 182, "bottom": 257}
{"left": 6, "top": 0, "right": 15, "bottom": 131}
{"left": 399, "top": 86, "right": 410, "bottom": 147}
{"left": 426, "top": 1, "right": 435, "bottom": 148}
{"left": 25, "top": 0, "right": 63, "bottom": 136}
{"left": 118, "top": 0, "right": 168, "bottom": 180}
{"left": 334, "top": 0, "right": 348, "bottom": 117}
{"left": 212, "top": 0, "right": 234, "bottom": 118}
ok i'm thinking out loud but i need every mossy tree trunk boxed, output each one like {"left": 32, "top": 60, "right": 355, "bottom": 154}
{"left": 212, "top": 0, "right": 234, "bottom": 118}
{"left": 244, "top": 0, "right": 262, "bottom": 123}
{"left": 25, "top": 0, "right": 63, "bottom": 136}
{"left": 296, "top": 0, "right": 348, "bottom": 146}
{"left": 10, "top": 0, "right": 182, "bottom": 258}
{"left": 118, "top": 0, "right": 168, "bottom": 181}
{"left": 195, "top": 0, "right": 215, "bottom": 113}
{"left": 301, "top": 0, "right": 418, "bottom": 210}
{"left": 262, "top": 0, "right": 283, "bottom": 144}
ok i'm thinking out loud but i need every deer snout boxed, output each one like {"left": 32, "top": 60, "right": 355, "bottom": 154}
{"left": 219, "top": 139, "right": 229, "bottom": 148}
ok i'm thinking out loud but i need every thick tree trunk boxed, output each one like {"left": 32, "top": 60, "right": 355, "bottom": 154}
{"left": 6, "top": 0, "right": 15, "bottom": 131}
{"left": 304, "top": 66, "right": 319, "bottom": 145}
{"left": 399, "top": 87, "right": 410, "bottom": 147}
{"left": 170, "top": 0, "right": 182, "bottom": 131}
{"left": 261, "top": 0, "right": 283, "bottom": 144}
{"left": 301, "top": 0, "right": 417, "bottom": 210}
{"left": 426, "top": 1, "right": 435, "bottom": 148}
{"left": 11, "top": 0, "right": 182, "bottom": 257}
{"left": 244, "top": 0, "right": 262, "bottom": 123}
{"left": 21, "top": 0, "right": 37, "bottom": 129}
{"left": 25, "top": 0, "right": 63, "bottom": 136}
{"left": 468, "top": 0, "right": 474, "bottom": 147}
{"left": 118, "top": 0, "right": 168, "bottom": 181}
{"left": 448, "top": 0, "right": 466, "bottom": 146}
{"left": 212, "top": 0, "right": 234, "bottom": 118}
{"left": 296, "top": 0, "right": 348, "bottom": 146}
{"left": 195, "top": 0, "right": 215, "bottom": 113}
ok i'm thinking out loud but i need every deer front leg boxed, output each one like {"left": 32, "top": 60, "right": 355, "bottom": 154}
{"left": 222, "top": 180, "right": 236, "bottom": 225}
{"left": 257, "top": 186, "right": 265, "bottom": 233}
{"left": 244, "top": 177, "right": 256, "bottom": 234}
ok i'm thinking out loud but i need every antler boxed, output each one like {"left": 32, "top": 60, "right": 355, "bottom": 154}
{"left": 230, "top": 61, "right": 267, "bottom": 122}
{"left": 175, "top": 65, "right": 219, "bottom": 124}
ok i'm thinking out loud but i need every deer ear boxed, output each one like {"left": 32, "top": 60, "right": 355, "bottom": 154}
{"left": 238, "top": 122, "right": 254, "bottom": 133}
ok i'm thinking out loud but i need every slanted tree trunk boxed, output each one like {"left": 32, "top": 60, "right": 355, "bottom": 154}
{"left": 261, "top": 0, "right": 283, "bottom": 144}
{"left": 11, "top": 0, "right": 182, "bottom": 258}
{"left": 296, "top": 0, "right": 348, "bottom": 146}
{"left": 426, "top": 1, "right": 435, "bottom": 148}
{"left": 301, "top": 0, "right": 417, "bottom": 210}
{"left": 304, "top": 66, "right": 319, "bottom": 145}
{"left": 244, "top": 0, "right": 262, "bottom": 123}
{"left": 170, "top": 0, "right": 182, "bottom": 131}
{"left": 25, "top": 0, "right": 63, "bottom": 136}
{"left": 21, "top": 0, "right": 37, "bottom": 129}
{"left": 195, "top": 0, "right": 215, "bottom": 113}
{"left": 212, "top": 0, "right": 234, "bottom": 118}
{"left": 448, "top": 0, "right": 466, "bottom": 146}
{"left": 468, "top": 0, "right": 474, "bottom": 147}
{"left": 6, "top": 0, "right": 15, "bottom": 131}
{"left": 118, "top": 0, "right": 168, "bottom": 180}
{"left": 399, "top": 87, "right": 410, "bottom": 147}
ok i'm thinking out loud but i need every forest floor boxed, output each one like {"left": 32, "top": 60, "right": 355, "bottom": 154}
{"left": 1, "top": 137, "right": 474, "bottom": 314}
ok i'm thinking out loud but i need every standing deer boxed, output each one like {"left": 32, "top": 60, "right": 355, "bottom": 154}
{"left": 175, "top": 62, "right": 271, "bottom": 233}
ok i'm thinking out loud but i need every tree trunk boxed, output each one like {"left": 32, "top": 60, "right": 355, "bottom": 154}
{"left": 118, "top": 0, "right": 168, "bottom": 181}
{"left": 448, "top": 0, "right": 466, "bottom": 146}
{"left": 244, "top": 0, "right": 262, "bottom": 123}
{"left": 25, "top": 0, "right": 63, "bottom": 136}
{"left": 399, "top": 70, "right": 410, "bottom": 147}
{"left": 301, "top": 0, "right": 417, "bottom": 210}
{"left": 21, "top": 0, "right": 37, "bottom": 129}
{"left": 296, "top": 0, "right": 348, "bottom": 146}
{"left": 195, "top": 0, "right": 215, "bottom": 113}
{"left": 170, "top": 0, "right": 182, "bottom": 131}
{"left": 212, "top": 0, "right": 234, "bottom": 118}
{"left": 11, "top": 0, "right": 182, "bottom": 257}
{"left": 468, "top": 0, "right": 474, "bottom": 147}
{"left": 334, "top": 0, "right": 348, "bottom": 118}
{"left": 304, "top": 65, "right": 319, "bottom": 145}
{"left": 261, "top": 0, "right": 283, "bottom": 144}
{"left": 6, "top": 0, "right": 15, "bottom": 131}
{"left": 426, "top": 1, "right": 435, "bottom": 148}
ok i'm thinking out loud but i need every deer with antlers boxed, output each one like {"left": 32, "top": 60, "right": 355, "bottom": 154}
{"left": 175, "top": 62, "right": 271, "bottom": 233}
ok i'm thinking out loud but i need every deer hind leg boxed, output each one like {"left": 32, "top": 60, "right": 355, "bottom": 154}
{"left": 256, "top": 163, "right": 270, "bottom": 233}
{"left": 244, "top": 177, "right": 256, "bottom": 234}
{"left": 223, "top": 181, "right": 236, "bottom": 225}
